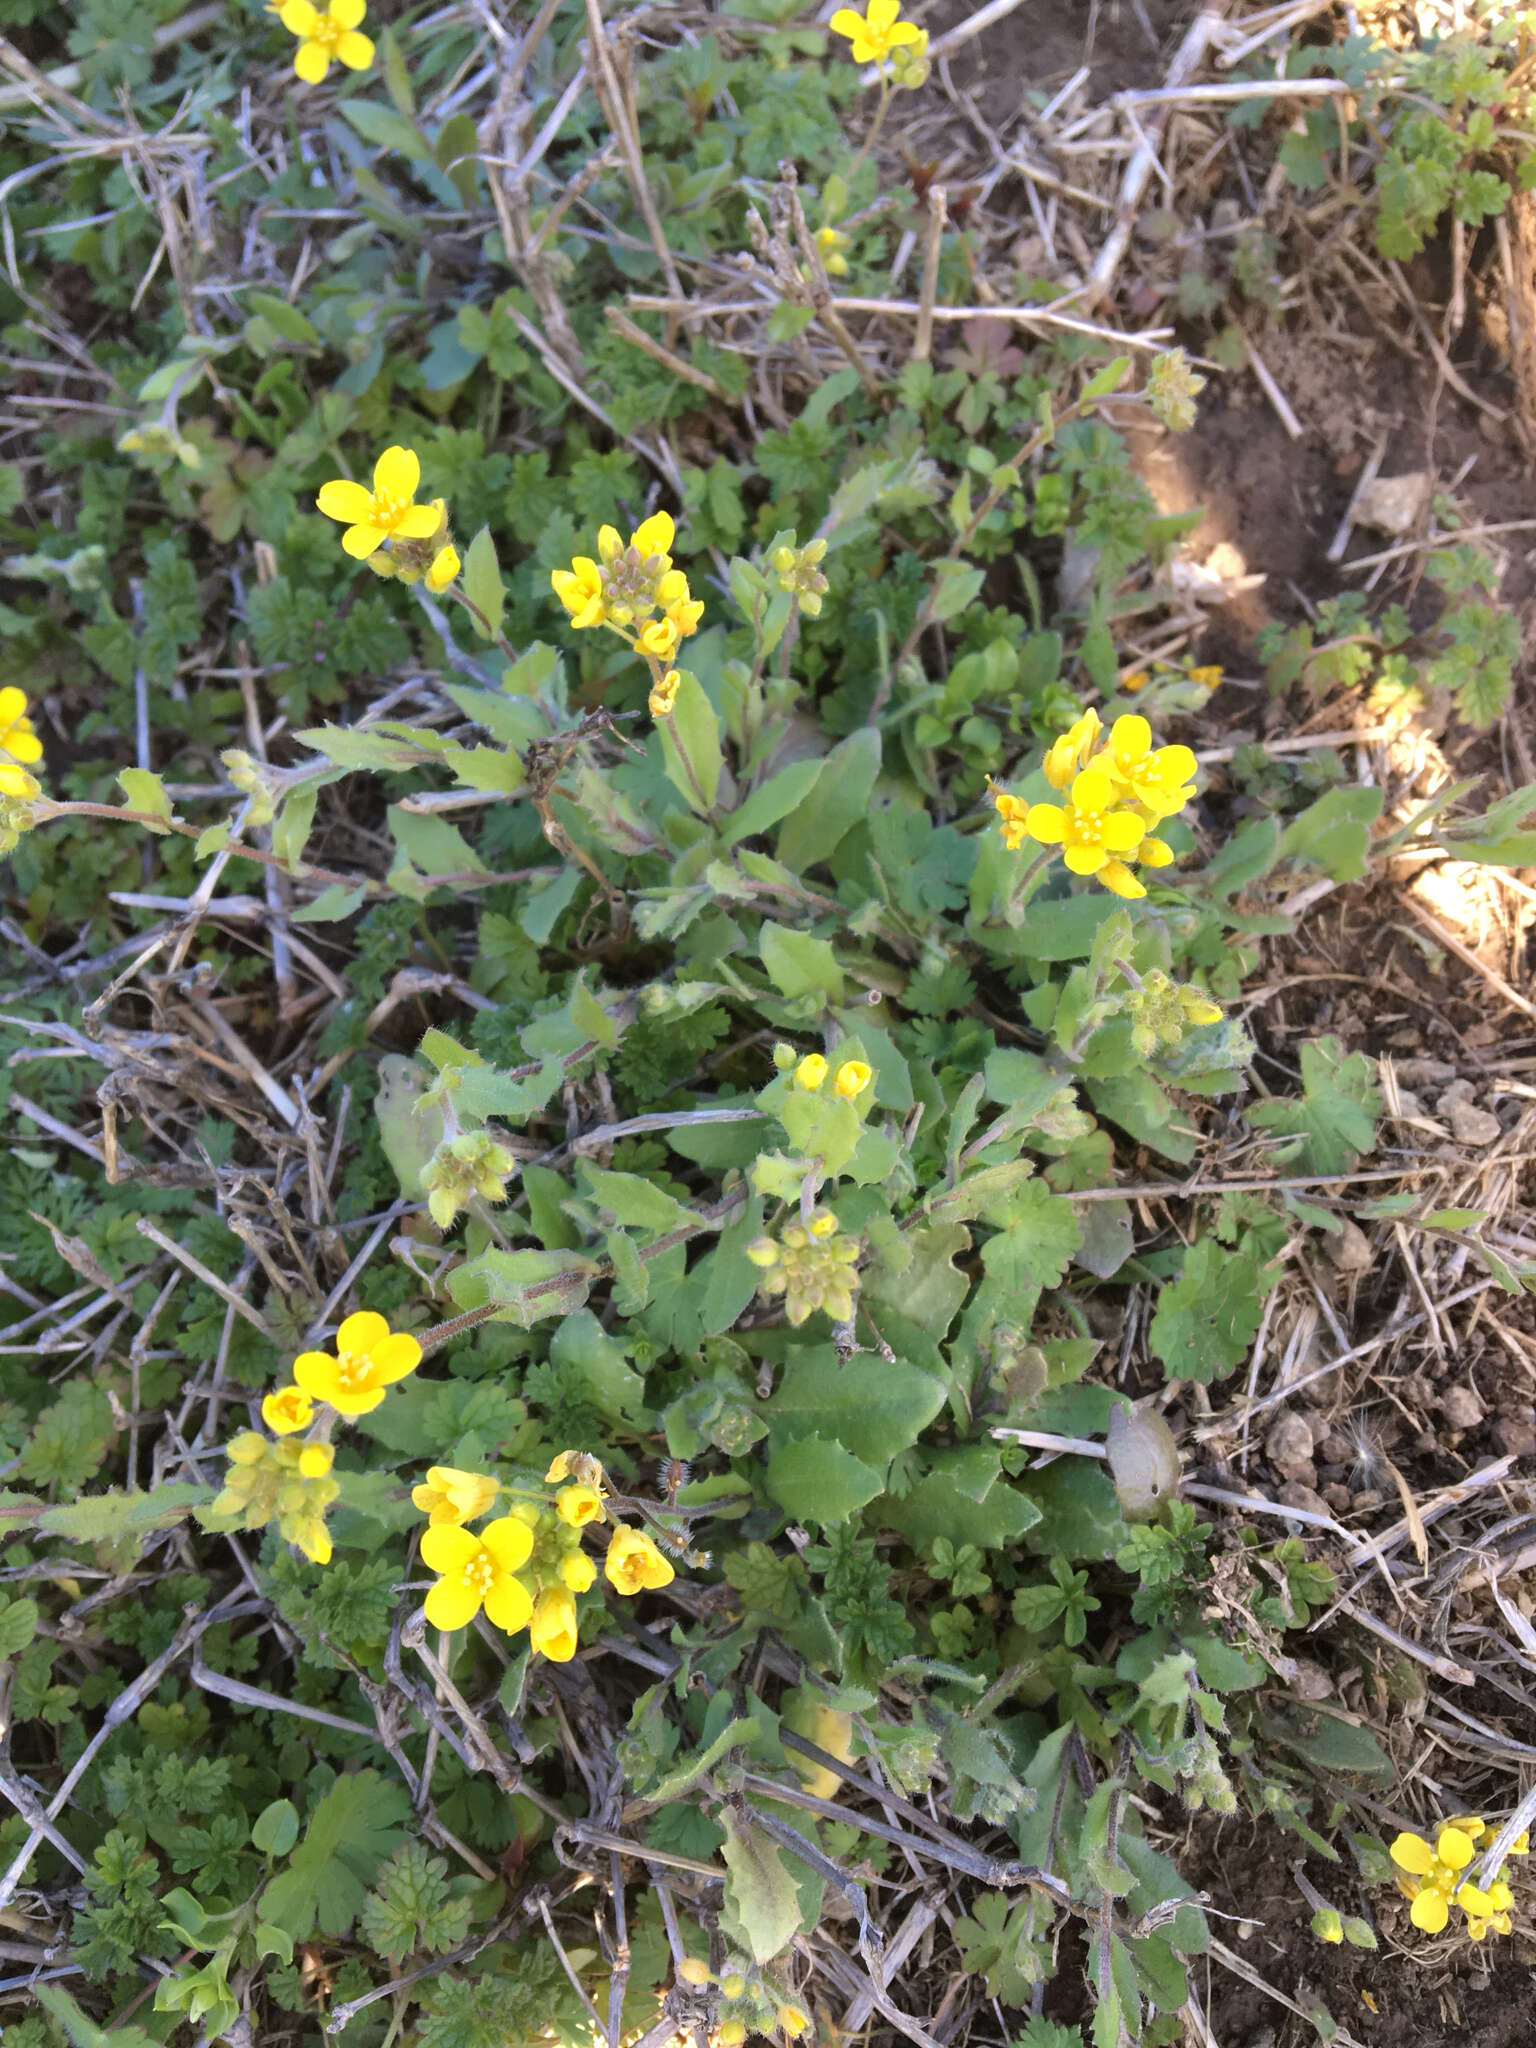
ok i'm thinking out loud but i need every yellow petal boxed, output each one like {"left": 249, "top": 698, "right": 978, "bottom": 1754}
{"left": 425, "top": 544, "right": 459, "bottom": 592}
{"left": 632, "top": 509, "right": 675, "bottom": 558}
{"left": 828, "top": 8, "right": 866, "bottom": 36}
{"left": 280, "top": 0, "right": 318, "bottom": 31}
{"left": 529, "top": 1587, "right": 578, "bottom": 1659}
{"left": 867, "top": 0, "right": 900, "bottom": 29}
{"left": 1102, "top": 811, "right": 1145, "bottom": 853}
{"left": 316, "top": 478, "right": 373, "bottom": 523}
{"left": 336, "top": 29, "right": 374, "bottom": 67}
{"left": 337, "top": 1309, "right": 390, "bottom": 1354}
{"left": 292, "top": 1351, "right": 341, "bottom": 1403}
{"left": 341, "top": 521, "right": 387, "bottom": 559}
{"left": 1069, "top": 764, "right": 1117, "bottom": 811}
{"left": 479, "top": 1515, "right": 536, "bottom": 1574}
{"left": 1023, "top": 802, "right": 1064, "bottom": 844}
{"left": 424, "top": 1573, "right": 482, "bottom": 1630}
{"left": 394, "top": 502, "right": 440, "bottom": 539}
{"left": 0, "top": 687, "right": 26, "bottom": 724}
{"left": 373, "top": 444, "right": 420, "bottom": 501}
{"left": 1109, "top": 713, "right": 1151, "bottom": 761}
{"left": 1097, "top": 859, "right": 1145, "bottom": 899}
{"left": 4, "top": 728, "right": 42, "bottom": 763}
{"left": 885, "top": 20, "right": 922, "bottom": 43}
{"left": 1063, "top": 844, "right": 1107, "bottom": 875}
{"left": 484, "top": 1572, "right": 534, "bottom": 1634}
{"left": 419, "top": 1523, "right": 479, "bottom": 1575}
{"left": 1154, "top": 743, "right": 1197, "bottom": 783}
{"left": 1437, "top": 1827, "right": 1475, "bottom": 1870}
{"left": 1410, "top": 1887, "right": 1449, "bottom": 1933}
{"left": 1390, "top": 1832, "right": 1435, "bottom": 1876}
{"left": 370, "top": 1331, "right": 422, "bottom": 1383}
{"left": 330, "top": 0, "right": 366, "bottom": 25}
{"left": 293, "top": 38, "right": 330, "bottom": 83}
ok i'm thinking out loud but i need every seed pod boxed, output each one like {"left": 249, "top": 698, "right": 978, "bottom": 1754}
{"left": 1106, "top": 1402, "right": 1180, "bottom": 1521}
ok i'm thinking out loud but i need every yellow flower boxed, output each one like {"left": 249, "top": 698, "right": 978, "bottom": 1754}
{"left": 419, "top": 1516, "right": 534, "bottom": 1632}
{"left": 529, "top": 1586, "right": 579, "bottom": 1662}
{"left": 638, "top": 615, "right": 682, "bottom": 661}
{"left": 649, "top": 668, "right": 680, "bottom": 718}
{"left": 292, "top": 1309, "right": 422, "bottom": 1417}
{"left": 1100, "top": 715, "right": 1197, "bottom": 820}
{"left": 988, "top": 781, "right": 1030, "bottom": 851}
{"left": 412, "top": 1466, "right": 499, "bottom": 1526}
{"left": 316, "top": 446, "right": 438, "bottom": 561}
{"left": 425, "top": 543, "right": 459, "bottom": 593}
{"left": 0, "top": 761, "right": 40, "bottom": 801}
{"left": 261, "top": 1385, "right": 314, "bottom": 1436}
{"left": 545, "top": 1451, "right": 574, "bottom": 1482}
{"left": 631, "top": 510, "right": 676, "bottom": 565}
{"left": 279, "top": 0, "right": 373, "bottom": 82}
{"left": 605, "top": 1525, "right": 676, "bottom": 1595}
{"left": 556, "top": 1483, "right": 605, "bottom": 1527}
{"left": 1041, "top": 708, "right": 1102, "bottom": 791}
{"left": 1023, "top": 764, "right": 1146, "bottom": 879}
{"left": 661, "top": 582, "right": 705, "bottom": 640}
{"left": 815, "top": 224, "right": 851, "bottom": 277}
{"left": 551, "top": 557, "right": 607, "bottom": 629}
{"left": 832, "top": 1059, "right": 871, "bottom": 1100}
{"left": 1120, "top": 670, "right": 1149, "bottom": 694}
{"left": 777, "top": 2006, "right": 810, "bottom": 2036}
{"left": 829, "top": 0, "right": 922, "bottom": 65}
{"left": 794, "top": 1053, "right": 829, "bottom": 1091}
{"left": 561, "top": 1549, "right": 597, "bottom": 1592}
{"left": 0, "top": 687, "right": 42, "bottom": 765}
{"left": 1182, "top": 994, "right": 1224, "bottom": 1026}
{"left": 1189, "top": 665, "right": 1223, "bottom": 689}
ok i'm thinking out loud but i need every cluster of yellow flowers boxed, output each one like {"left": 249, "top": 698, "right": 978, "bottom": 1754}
{"left": 316, "top": 445, "right": 460, "bottom": 593}
{"left": 829, "top": 0, "right": 929, "bottom": 85}
{"left": 1390, "top": 1819, "right": 1527, "bottom": 1939}
{"left": 989, "top": 708, "right": 1197, "bottom": 900}
{"left": 415, "top": 1452, "right": 675, "bottom": 1663}
{"left": 747, "top": 1210, "right": 862, "bottom": 1327}
{"left": 790, "top": 1052, "right": 870, "bottom": 1100}
{"left": 1121, "top": 662, "right": 1222, "bottom": 695}
{"left": 550, "top": 511, "right": 704, "bottom": 713}
{"left": 215, "top": 1310, "right": 422, "bottom": 1563}
{"left": 675, "top": 1956, "right": 810, "bottom": 2042}
{"left": 0, "top": 685, "right": 43, "bottom": 855}
{"left": 275, "top": 0, "right": 374, "bottom": 83}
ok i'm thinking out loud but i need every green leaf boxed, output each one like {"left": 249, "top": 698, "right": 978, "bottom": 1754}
{"left": 719, "top": 1808, "right": 803, "bottom": 1963}
{"left": 765, "top": 1437, "right": 884, "bottom": 1526}
{"left": 758, "top": 921, "right": 845, "bottom": 1003}
{"left": 36, "top": 1986, "right": 155, "bottom": 2048}
{"left": 243, "top": 290, "right": 319, "bottom": 346}
{"left": 724, "top": 756, "right": 825, "bottom": 847}
{"left": 762, "top": 1348, "right": 946, "bottom": 1463}
{"left": 260, "top": 1770, "right": 412, "bottom": 1940}
{"left": 981, "top": 1182, "right": 1082, "bottom": 1292}
{"left": 1278, "top": 785, "right": 1383, "bottom": 883}
{"left": 1148, "top": 1238, "right": 1266, "bottom": 1384}
{"left": 38, "top": 1482, "right": 209, "bottom": 1543}
{"left": 880, "top": 1448, "right": 1044, "bottom": 1552}
{"left": 579, "top": 1166, "right": 695, "bottom": 1236}
{"left": 117, "top": 766, "right": 174, "bottom": 830}
{"left": 0, "top": 1594, "right": 37, "bottom": 1656}
{"left": 338, "top": 99, "right": 434, "bottom": 161}
{"left": 1246, "top": 1035, "right": 1380, "bottom": 1174}
{"left": 434, "top": 111, "right": 480, "bottom": 206}
{"left": 296, "top": 722, "right": 439, "bottom": 771}
{"left": 777, "top": 728, "right": 880, "bottom": 871}
{"left": 658, "top": 667, "right": 722, "bottom": 812}
{"left": 461, "top": 526, "right": 505, "bottom": 641}
{"left": 252, "top": 1798, "right": 300, "bottom": 1858}
{"left": 448, "top": 1248, "right": 602, "bottom": 1327}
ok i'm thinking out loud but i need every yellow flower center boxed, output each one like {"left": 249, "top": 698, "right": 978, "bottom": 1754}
{"left": 369, "top": 487, "right": 406, "bottom": 528}
{"left": 461, "top": 1551, "right": 495, "bottom": 1595}
{"left": 1073, "top": 808, "right": 1104, "bottom": 843}
{"left": 307, "top": 9, "right": 349, "bottom": 49}
{"left": 334, "top": 1347, "right": 371, "bottom": 1388}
